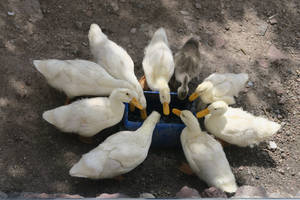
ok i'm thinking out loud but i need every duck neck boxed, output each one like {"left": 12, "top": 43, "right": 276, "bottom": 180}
{"left": 109, "top": 93, "right": 125, "bottom": 113}
{"left": 135, "top": 115, "right": 159, "bottom": 146}
{"left": 186, "top": 122, "right": 203, "bottom": 138}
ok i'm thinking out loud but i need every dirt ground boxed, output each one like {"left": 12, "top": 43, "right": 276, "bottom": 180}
{"left": 0, "top": 0, "right": 299, "bottom": 198}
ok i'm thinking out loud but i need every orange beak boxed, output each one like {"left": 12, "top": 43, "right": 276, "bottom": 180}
{"left": 172, "top": 108, "right": 181, "bottom": 117}
{"left": 163, "top": 102, "right": 170, "bottom": 115}
{"left": 129, "top": 102, "right": 136, "bottom": 112}
{"left": 196, "top": 108, "right": 210, "bottom": 118}
{"left": 189, "top": 92, "right": 199, "bottom": 102}
{"left": 130, "top": 98, "right": 143, "bottom": 110}
{"left": 140, "top": 109, "right": 147, "bottom": 120}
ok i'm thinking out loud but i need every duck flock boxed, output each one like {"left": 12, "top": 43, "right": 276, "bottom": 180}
{"left": 34, "top": 23, "right": 281, "bottom": 193}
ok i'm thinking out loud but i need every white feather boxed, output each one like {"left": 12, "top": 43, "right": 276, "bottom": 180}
{"left": 69, "top": 111, "right": 161, "bottom": 179}
{"left": 33, "top": 59, "right": 132, "bottom": 98}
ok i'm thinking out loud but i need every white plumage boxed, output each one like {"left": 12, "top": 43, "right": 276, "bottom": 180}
{"left": 198, "top": 101, "right": 281, "bottom": 147}
{"left": 88, "top": 23, "right": 146, "bottom": 109}
{"left": 189, "top": 73, "right": 249, "bottom": 104}
{"left": 142, "top": 28, "right": 174, "bottom": 115}
{"left": 173, "top": 109, "right": 237, "bottom": 193}
{"left": 69, "top": 111, "right": 161, "bottom": 179}
{"left": 42, "top": 88, "right": 141, "bottom": 137}
{"left": 33, "top": 59, "right": 133, "bottom": 98}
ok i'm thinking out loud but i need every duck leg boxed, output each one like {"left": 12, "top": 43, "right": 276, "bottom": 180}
{"left": 138, "top": 75, "right": 149, "bottom": 91}
{"left": 178, "top": 162, "right": 194, "bottom": 175}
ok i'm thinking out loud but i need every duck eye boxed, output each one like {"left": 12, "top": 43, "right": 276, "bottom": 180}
{"left": 126, "top": 93, "right": 129, "bottom": 96}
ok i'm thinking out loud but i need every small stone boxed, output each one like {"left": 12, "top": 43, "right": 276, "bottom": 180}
{"left": 139, "top": 193, "right": 155, "bottom": 198}
{"left": 18, "top": 193, "right": 83, "bottom": 198}
{"left": 247, "top": 81, "right": 254, "bottom": 87}
{"left": 269, "top": 18, "right": 278, "bottom": 25}
{"left": 233, "top": 186, "right": 268, "bottom": 198}
{"left": 97, "top": 193, "right": 129, "bottom": 198}
{"left": 277, "top": 168, "right": 285, "bottom": 175}
{"left": 180, "top": 11, "right": 189, "bottom": 15}
{"left": 225, "top": 25, "right": 230, "bottom": 31}
{"left": 176, "top": 186, "right": 201, "bottom": 198}
{"left": 130, "top": 28, "right": 137, "bottom": 34}
{"left": 201, "top": 187, "right": 227, "bottom": 198}
{"left": 0, "top": 191, "right": 8, "bottom": 199}
{"left": 268, "top": 141, "right": 277, "bottom": 149}
{"left": 81, "top": 42, "right": 87, "bottom": 47}
{"left": 8, "top": 11, "right": 15, "bottom": 16}
{"left": 267, "top": 93, "right": 271, "bottom": 97}
{"left": 256, "top": 22, "right": 268, "bottom": 36}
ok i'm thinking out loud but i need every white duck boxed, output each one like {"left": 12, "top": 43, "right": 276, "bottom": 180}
{"left": 172, "top": 109, "right": 237, "bottom": 193}
{"left": 196, "top": 101, "right": 281, "bottom": 147}
{"left": 33, "top": 59, "right": 134, "bottom": 100}
{"left": 142, "top": 27, "right": 174, "bottom": 115}
{"left": 42, "top": 88, "right": 142, "bottom": 137}
{"left": 88, "top": 23, "right": 147, "bottom": 119}
{"left": 69, "top": 111, "right": 161, "bottom": 179}
{"left": 189, "top": 73, "right": 249, "bottom": 105}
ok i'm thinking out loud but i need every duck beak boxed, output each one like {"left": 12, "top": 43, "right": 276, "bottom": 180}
{"left": 131, "top": 98, "right": 143, "bottom": 110}
{"left": 196, "top": 108, "right": 210, "bottom": 118}
{"left": 189, "top": 92, "right": 199, "bottom": 102}
{"left": 129, "top": 102, "right": 136, "bottom": 112}
{"left": 163, "top": 102, "right": 170, "bottom": 115}
{"left": 172, "top": 108, "right": 181, "bottom": 117}
{"left": 140, "top": 109, "right": 147, "bottom": 120}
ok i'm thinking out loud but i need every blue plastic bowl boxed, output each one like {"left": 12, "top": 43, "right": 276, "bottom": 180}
{"left": 124, "top": 91, "right": 195, "bottom": 148}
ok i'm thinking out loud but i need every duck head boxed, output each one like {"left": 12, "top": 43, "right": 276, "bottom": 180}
{"left": 172, "top": 109, "right": 200, "bottom": 130}
{"left": 196, "top": 101, "right": 228, "bottom": 118}
{"left": 112, "top": 88, "right": 143, "bottom": 110}
{"left": 189, "top": 81, "right": 213, "bottom": 101}
{"left": 177, "top": 75, "right": 189, "bottom": 100}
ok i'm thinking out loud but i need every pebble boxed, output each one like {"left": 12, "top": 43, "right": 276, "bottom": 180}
{"left": 130, "top": 28, "right": 137, "bottom": 34}
{"left": 256, "top": 22, "right": 268, "bottom": 36}
{"left": 7, "top": 11, "right": 15, "bottom": 16}
{"left": 201, "top": 187, "right": 227, "bottom": 198}
{"left": 180, "top": 11, "right": 189, "bottom": 15}
{"left": 225, "top": 25, "right": 230, "bottom": 31}
{"left": 277, "top": 168, "right": 285, "bottom": 175}
{"left": 97, "top": 193, "right": 129, "bottom": 198}
{"left": 233, "top": 185, "right": 268, "bottom": 198}
{"left": 139, "top": 193, "right": 155, "bottom": 198}
{"left": 269, "top": 18, "right": 278, "bottom": 25}
{"left": 176, "top": 186, "right": 201, "bottom": 198}
{"left": 247, "top": 81, "right": 254, "bottom": 87}
{"left": 268, "top": 141, "right": 277, "bottom": 149}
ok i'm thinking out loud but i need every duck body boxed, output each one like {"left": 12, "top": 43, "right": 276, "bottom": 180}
{"left": 190, "top": 73, "right": 248, "bottom": 104}
{"left": 174, "top": 38, "right": 202, "bottom": 100}
{"left": 33, "top": 59, "right": 132, "bottom": 98}
{"left": 173, "top": 109, "right": 237, "bottom": 193}
{"left": 88, "top": 24, "right": 146, "bottom": 108}
{"left": 42, "top": 88, "right": 139, "bottom": 137}
{"left": 69, "top": 111, "right": 161, "bottom": 179}
{"left": 204, "top": 104, "right": 281, "bottom": 147}
{"left": 142, "top": 28, "right": 174, "bottom": 114}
